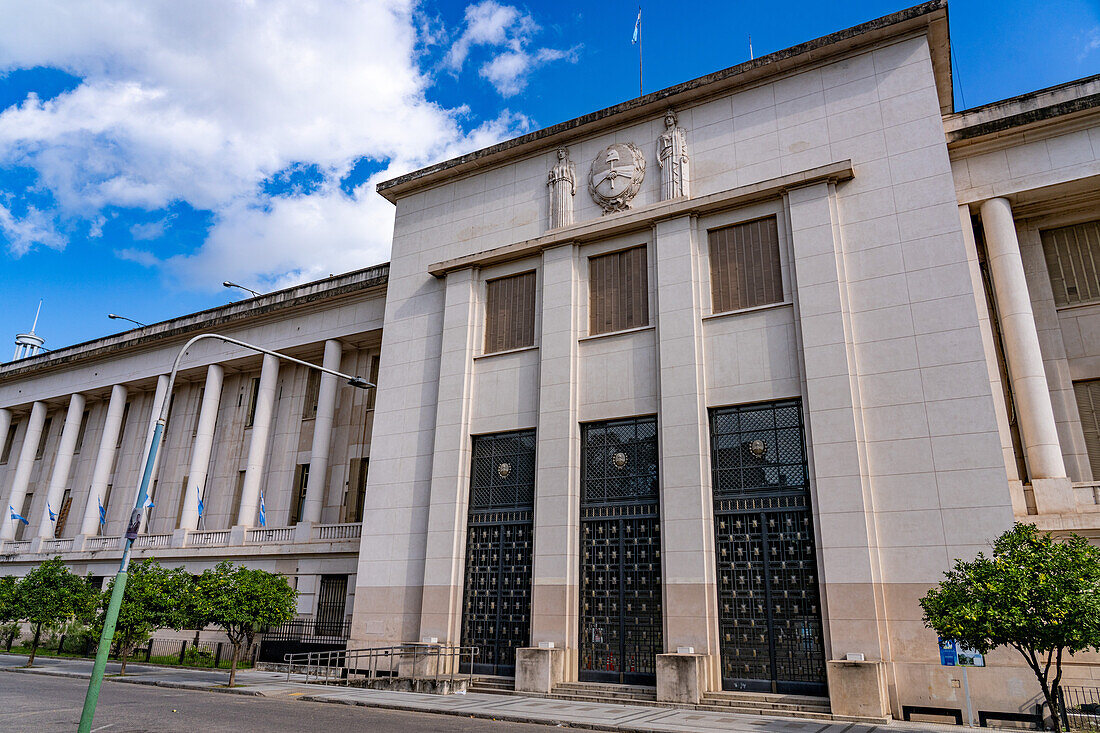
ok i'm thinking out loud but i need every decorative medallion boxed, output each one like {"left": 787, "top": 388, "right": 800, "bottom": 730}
{"left": 612, "top": 451, "right": 629, "bottom": 469}
{"left": 497, "top": 462, "right": 512, "bottom": 479}
{"left": 588, "top": 142, "right": 645, "bottom": 213}
{"left": 748, "top": 439, "right": 767, "bottom": 458}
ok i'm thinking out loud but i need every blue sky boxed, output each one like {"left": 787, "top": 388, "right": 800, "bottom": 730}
{"left": 1, "top": 0, "right": 1098, "bottom": 354}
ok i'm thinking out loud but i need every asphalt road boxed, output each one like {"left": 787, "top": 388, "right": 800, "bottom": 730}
{"left": 0, "top": 672, "right": 581, "bottom": 733}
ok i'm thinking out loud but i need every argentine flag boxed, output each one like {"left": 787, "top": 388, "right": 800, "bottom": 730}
{"left": 97, "top": 497, "right": 107, "bottom": 526}
{"left": 632, "top": 7, "right": 641, "bottom": 44}
{"left": 196, "top": 485, "right": 204, "bottom": 518}
{"left": 47, "top": 503, "right": 57, "bottom": 522}
{"left": 143, "top": 494, "right": 155, "bottom": 510}
{"left": 258, "top": 490, "right": 267, "bottom": 528}
{"left": 9, "top": 505, "right": 28, "bottom": 526}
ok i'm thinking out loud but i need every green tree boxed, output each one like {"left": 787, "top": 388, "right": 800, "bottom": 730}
{"left": 16, "top": 557, "right": 96, "bottom": 666}
{"left": 0, "top": 575, "right": 19, "bottom": 650}
{"left": 921, "top": 523, "right": 1100, "bottom": 732}
{"left": 194, "top": 561, "right": 297, "bottom": 686}
{"left": 96, "top": 559, "right": 195, "bottom": 675}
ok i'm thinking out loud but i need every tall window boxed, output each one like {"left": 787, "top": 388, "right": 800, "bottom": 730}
{"left": 54, "top": 489, "right": 72, "bottom": 538}
{"left": 191, "top": 388, "right": 205, "bottom": 437}
{"left": 315, "top": 575, "right": 348, "bottom": 636}
{"left": 289, "top": 463, "right": 310, "bottom": 524}
{"left": 484, "top": 270, "right": 536, "bottom": 353}
{"left": 35, "top": 417, "right": 52, "bottom": 460}
{"left": 231, "top": 471, "right": 246, "bottom": 524}
{"left": 709, "top": 216, "right": 783, "bottom": 313}
{"left": 589, "top": 245, "right": 649, "bottom": 335}
{"left": 303, "top": 370, "right": 321, "bottom": 420}
{"left": 365, "top": 355, "right": 380, "bottom": 410}
{"left": 245, "top": 377, "right": 261, "bottom": 426}
{"left": 0, "top": 422, "right": 16, "bottom": 464}
{"left": 1075, "top": 379, "right": 1100, "bottom": 481}
{"left": 176, "top": 476, "right": 191, "bottom": 528}
{"left": 15, "top": 492, "right": 32, "bottom": 541}
{"left": 344, "top": 458, "right": 368, "bottom": 524}
{"left": 74, "top": 410, "right": 90, "bottom": 454}
{"left": 115, "top": 403, "right": 131, "bottom": 449}
{"left": 1042, "top": 220, "right": 1100, "bottom": 307}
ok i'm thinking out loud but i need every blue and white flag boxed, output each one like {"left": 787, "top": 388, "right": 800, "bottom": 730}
{"left": 143, "top": 494, "right": 155, "bottom": 510}
{"left": 196, "top": 485, "right": 204, "bottom": 518}
{"left": 47, "top": 503, "right": 57, "bottom": 522}
{"left": 632, "top": 7, "right": 641, "bottom": 44}
{"left": 98, "top": 497, "right": 107, "bottom": 526}
{"left": 9, "top": 505, "right": 28, "bottom": 526}
{"left": 258, "top": 490, "right": 267, "bottom": 528}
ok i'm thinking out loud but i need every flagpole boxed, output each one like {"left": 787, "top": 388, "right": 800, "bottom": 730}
{"left": 638, "top": 7, "right": 643, "bottom": 96}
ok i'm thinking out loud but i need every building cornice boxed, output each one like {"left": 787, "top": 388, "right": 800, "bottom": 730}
{"left": 0, "top": 263, "right": 389, "bottom": 382}
{"left": 377, "top": 1, "right": 948, "bottom": 204}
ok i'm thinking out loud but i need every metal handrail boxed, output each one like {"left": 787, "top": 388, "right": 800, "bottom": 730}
{"left": 284, "top": 643, "right": 479, "bottom": 688}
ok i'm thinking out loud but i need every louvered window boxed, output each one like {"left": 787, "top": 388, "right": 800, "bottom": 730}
{"left": 484, "top": 271, "right": 536, "bottom": 353}
{"left": 1074, "top": 379, "right": 1100, "bottom": 481}
{"left": 1042, "top": 220, "right": 1100, "bottom": 307}
{"left": 589, "top": 245, "right": 649, "bottom": 335}
{"left": 709, "top": 216, "right": 783, "bottom": 313}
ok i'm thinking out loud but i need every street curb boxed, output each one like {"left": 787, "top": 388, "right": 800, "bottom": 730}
{"left": 0, "top": 664, "right": 267, "bottom": 697}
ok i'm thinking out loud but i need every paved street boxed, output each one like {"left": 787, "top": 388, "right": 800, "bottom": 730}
{"left": 0, "top": 670, "right": 575, "bottom": 733}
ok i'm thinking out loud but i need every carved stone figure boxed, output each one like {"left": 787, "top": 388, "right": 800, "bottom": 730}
{"left": 588, "top": 142, "right": 646, "bottom": 213}
{"left": 657, "top": 109, "right": 690, "bottom": 200}
{"left": 547, "top": 147, "right": 577, "bottom": 229}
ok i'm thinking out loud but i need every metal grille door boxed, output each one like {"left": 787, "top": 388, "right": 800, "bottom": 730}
{"left": 580, "top": 417, "right": 662, "bottom": 685}
{"left": 711, "top": 400, "right": 826, "bottom": 695}
{"left": 314, "top": 575, "right": 348, "bottom": 637}
{"left": 460, "top": 430, "right": 535, "bottom": 676}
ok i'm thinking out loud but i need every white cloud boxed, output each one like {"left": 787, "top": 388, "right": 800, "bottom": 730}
{"left": 444, "top": 0, "right": 574, "bottom": 97}
{"left": 1080, "top": 26, "right": 1100, "bottom": 61}
{"left": 0, "top": 203, "right": 65, "bottom": 255}
{"left": 0, "top": 0, "right": 538, "bottom": 290}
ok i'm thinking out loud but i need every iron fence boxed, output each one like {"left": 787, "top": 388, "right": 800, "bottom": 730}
{"left": 1063, "top": 687, "right": 1100, "bottom": 731}
{"left": 283, "top": 643, "right": 479, "bottom": 686}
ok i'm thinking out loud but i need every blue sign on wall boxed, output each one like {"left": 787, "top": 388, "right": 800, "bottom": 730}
{"left": 938, "top": 638, "right": 958, "bottom": 666}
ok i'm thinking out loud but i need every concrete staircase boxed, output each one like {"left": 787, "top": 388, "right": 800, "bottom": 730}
{"left": 468, "top": 677, "right": 840, "bottom": 721}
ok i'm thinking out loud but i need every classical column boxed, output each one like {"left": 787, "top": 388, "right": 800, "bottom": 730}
{"left": 179, "top": 364, "right": 224, "bottom": 531}
{"left": 38, "top": 393, "right": 86, "bottom": 538}
{"left": 0, "top": 408, "right": 11, "bottom": 467}
{"left": 137, "top": 375, "right": 170, "bottom": 533}
{"left": 1, "top": 402, "right": 45, "bottom": 541}
{"left": 980, "top": 197, "right": 1074, "bottom": 513}
{"left": 237, "top": 354, "right": 280, "bottom": 527}
{"left": 301, "top": 340, "right": 343, "bottom": 525}
{"left": 418, "top": 269, "right": 477, "bottom": 644}
{"left": 527, "top": 243, "right": 582, "bottom": 683}
{"left": 80, "top": 384, "right": 128, "bottom": 536}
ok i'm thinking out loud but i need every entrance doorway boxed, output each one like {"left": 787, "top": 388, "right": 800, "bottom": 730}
{"left": 710, "top": 400, "right": 826, "bottom": 695}
{"left": 579, "top": 416, "right": 662, "bottom": 686}
{"left": 460, "top": 430, "right": 535, "bottom": 677}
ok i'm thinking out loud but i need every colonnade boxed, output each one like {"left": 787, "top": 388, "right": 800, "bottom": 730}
{"left": 0, "top": 338, "right": 348, "bottom": 541}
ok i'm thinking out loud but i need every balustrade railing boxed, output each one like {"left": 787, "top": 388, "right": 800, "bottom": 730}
{"left": 314, "top": 523, "right": 361, "bottom": 541}
{"left": 1, "top": 540, "right": 31, "bottom": 554}
{"left": 41, "top": 538, "right": 73, "bottom": 553}
{"left": 84, "top": 536, "right": 121, "bottom": 551}
{"left": 246, "top": 527, "right": 294, "bottom": 544}
{"left": 134, "top": 533, "right": 173, "bottom": 549}
{"left": 188, "top": 530, "right": 230, "bottom": 546}
{"left": 1073, "top": 482, "right": 1100, "bottom": 510}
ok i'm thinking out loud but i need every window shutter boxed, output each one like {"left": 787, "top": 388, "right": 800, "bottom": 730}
{"left": 484, "top": 271, "right": 536, "bottom": 353}
{"left": 1042, "top": 220, "right": 1100, "bottom": 307}
{"left": 1074, "top": 380, "right": 1100, "bottom": 481}
{"left": 589, "top": 246, "right": 649, "bottom": 335}
{"left": 709, "top": 216, "right": 782, "bottom": 313}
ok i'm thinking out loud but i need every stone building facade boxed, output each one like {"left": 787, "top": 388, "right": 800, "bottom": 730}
{"left": 349, "top": 0, "right": 1100, "bottom": 719}
{"left": 3, "top": 0, "right": 1100, "bottom": 721}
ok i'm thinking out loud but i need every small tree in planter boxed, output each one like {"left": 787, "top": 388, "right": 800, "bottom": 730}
{"left": 0, "top": 576, "right": 19, "bottom": 650}
{"left": 96, "top": 559, "right": 194, "bottom": 675}
{"left": 921, "top": 523, "right": 1100, "bottom": 732}
{"left": 194, "top": 561, "right": 297, "bottom": 686}
{"left": 16, "top": 557, "right": 96, "bottom": 666}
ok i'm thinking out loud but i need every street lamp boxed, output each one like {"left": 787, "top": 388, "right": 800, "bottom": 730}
{"left": 107, "top": 313, "right": 147, "bottom": 328}
{"left": 223, "top": 280, "right": 262, "bottom": 298}
{"left": 77, "top": 333, "right": 374, "bottom": 733}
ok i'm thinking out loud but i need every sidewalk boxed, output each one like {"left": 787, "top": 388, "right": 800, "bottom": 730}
{"left": 0, "top": 653, "right": 945, "bottom": 733}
